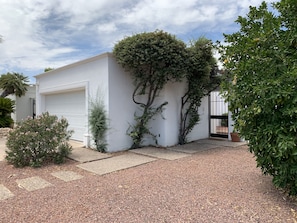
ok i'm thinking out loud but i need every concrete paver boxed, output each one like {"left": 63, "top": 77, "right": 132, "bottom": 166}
{"left": 51, "top": 171, "right": 83, "bottom": 182}
{"left": 0, "top": 184, "right": 14, "bottom": 201}
{"left": 16, "top": 176, "right": 53, "bottom": 192}
{"left": 77, "top": 153, "right": 156, "bottom": 175}
{"left": 68, "top": 147, "right": 111, "bottom": 163}
{"left": 170, "top": 143, "right": 220, "bottom": 154}
{"left": 130, "top": 147, "right": 190, "bottom": 160}
{"left": 196, "top": 138, "right": 247, "bottom": 148}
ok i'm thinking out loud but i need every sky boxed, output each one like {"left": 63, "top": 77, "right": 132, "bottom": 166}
{"left": 0, "top": 0, "right": 277, "bottom": 83}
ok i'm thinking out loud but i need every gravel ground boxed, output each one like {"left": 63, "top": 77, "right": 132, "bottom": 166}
{"left": 0, "top": 145, "right": 296, "bottom": 223}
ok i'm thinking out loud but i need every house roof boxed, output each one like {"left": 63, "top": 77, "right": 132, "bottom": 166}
{"left": 34, "top": 52, "right": 113, "bottom": 78}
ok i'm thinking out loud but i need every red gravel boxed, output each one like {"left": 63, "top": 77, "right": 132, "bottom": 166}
{"left": 0, "top": 145, "right": 296, "bottom": 222}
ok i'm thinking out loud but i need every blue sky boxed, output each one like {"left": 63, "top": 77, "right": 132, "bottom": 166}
{"left": 0, "top": 0, "right": 276, "bottom": 83}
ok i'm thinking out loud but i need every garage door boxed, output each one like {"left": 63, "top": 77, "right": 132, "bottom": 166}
{"left": 45, "top": 90, "right": 86, "bottom": 141}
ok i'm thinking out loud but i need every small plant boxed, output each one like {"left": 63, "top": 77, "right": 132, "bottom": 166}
{"left": 0, "top": 97, "right": 14, "bottom": 127}
{"left": 5, "top": 112, "right": 73, "bottom": 167}
{"left": 89, "top": 97, "right": 108, "bottom": 152}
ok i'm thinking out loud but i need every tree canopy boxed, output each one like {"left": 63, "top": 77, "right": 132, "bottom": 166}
{"left": 179, "top": 37, "right": 220, "bottom": 144}
{"left": 113, "top": 30, "right": 188, "bottom": 148}
{"left": 0, "top": 72, "right": 29, "bottom": 98}
{"left": 220, "top": 0, "right": 297, "bottom": 195}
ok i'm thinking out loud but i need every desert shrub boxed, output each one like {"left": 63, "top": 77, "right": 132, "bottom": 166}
{"left": 89, "top": 98, "right": 108, "bottom": 152}
{"left": 0, "top": 97, "right": 14, "bottom": 127}
{"left": 5, "top": 112, "right": 73, "bottom": 167}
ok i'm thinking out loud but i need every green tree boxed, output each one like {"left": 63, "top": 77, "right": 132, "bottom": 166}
{"left": 0, "top": 72, "right": 29, "bottom": 98}
{"left": 220, "top": 0, "right": 297, "bottom": 195}
{"left": 113, "top": 30, "right": 188, "bottom": 148}
{"left": 179, "top": 37, "right": 220, "bottom": 144}
{"left": 44, "top": 67, "right": 54, "bottom": 72}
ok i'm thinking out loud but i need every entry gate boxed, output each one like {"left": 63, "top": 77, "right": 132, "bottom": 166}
{"left": 209, "top": 91, "right": 228, "bottom": 138}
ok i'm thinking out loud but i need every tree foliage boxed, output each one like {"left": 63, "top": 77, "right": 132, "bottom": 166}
{"left": 220, "top": 0, "right": 297, "bottom": 195}
{"left": 0, "top": 97, "right": 14, "bottom": 127}
{"left": 179, "top": 37, "right": 220, "bottom": 144}
{"left": 0, "top": 72, "right": 29, "bottom": 98}
{"left": 44, "top": 67, "right": 54, "bottom": 72}
{"left": 113, "top": 30, "right": 188, "bottom": 148}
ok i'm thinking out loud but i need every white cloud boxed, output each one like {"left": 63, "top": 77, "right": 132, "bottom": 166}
{"left": 0, "top": 0, "right": 278, "bottom": 82}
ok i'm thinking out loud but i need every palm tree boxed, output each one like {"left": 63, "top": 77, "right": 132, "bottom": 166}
{"left": 0, "top": 72, "right": 29, "bottom": 98}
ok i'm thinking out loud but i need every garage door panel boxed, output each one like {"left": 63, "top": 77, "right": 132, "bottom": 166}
{"left": 45, "top": 90, "right": 85, "bottom": 141}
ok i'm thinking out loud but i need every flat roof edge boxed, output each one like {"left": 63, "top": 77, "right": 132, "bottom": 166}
{"left": 34, "top": 52, "right": 113, "bottom": 78}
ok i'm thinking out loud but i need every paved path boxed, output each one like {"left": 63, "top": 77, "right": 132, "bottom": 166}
{"left": 0, "top": 138, "right": 246, "bottom": 201}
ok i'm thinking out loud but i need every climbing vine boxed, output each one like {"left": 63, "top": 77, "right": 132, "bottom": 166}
{"left": 179, "top": 38, "right": 221, "bottom": 144}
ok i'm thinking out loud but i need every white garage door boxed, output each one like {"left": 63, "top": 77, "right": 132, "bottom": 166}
{"left": 45, "top": 90, "right": 86, "bottom": 141}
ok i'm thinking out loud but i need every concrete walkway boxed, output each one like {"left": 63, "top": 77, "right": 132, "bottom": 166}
{"left": 0, "top": 138, "right": 246, "bottom": 201}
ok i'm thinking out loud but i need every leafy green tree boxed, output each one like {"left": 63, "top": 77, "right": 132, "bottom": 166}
{"left": 220, "top": 0, "right": 297, "bottom": 195}
{"left": 0, "top": 72, "right": 29, "bottom": 98}
{"left": 113, "top": 30, "right": 188, "bottom": 148}
{"left": 179, "top": 37, "right": 220, "bottom": 144}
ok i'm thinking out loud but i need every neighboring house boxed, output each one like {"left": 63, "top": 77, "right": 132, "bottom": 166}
{"left": 35, "top": 52, "right": 210, "bottom": 152}
{"left": 7, "top": 85, "right": 36, "bottom": 123}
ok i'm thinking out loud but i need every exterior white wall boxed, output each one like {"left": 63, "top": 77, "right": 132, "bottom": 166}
{"left": 35, "top": 53, "right": 110, "bottom": 145}
{"left": 35, "top": 52, "right": 211, "bottom": 152}
{"left": 141, "top": 93, "right": 167, "bottom": 147}
{"left": 106, "top": 55, "right": 136, "bottom": 152}
{"left": 187, "top": 95, "right": 209, "bottom": 141}
{"left": 159, "top": 81, "right": 186, "bottom": 146}
{"left": 9, "top": 85, "right": 36, "bottom": 123}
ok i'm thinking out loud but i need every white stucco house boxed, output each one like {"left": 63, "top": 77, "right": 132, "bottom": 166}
{"left": 35, "top": 52, "right": 210, "bottom": 152}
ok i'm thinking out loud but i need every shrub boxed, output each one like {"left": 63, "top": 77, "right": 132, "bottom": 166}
{"left": 89, "top": 98, "right": 108, "bottom": 152}
{"left": 5, "top": 112, "right": 73, "bottom": 167}
{"left": 220, "top": 1, "right": 297, "bottom": 195}
{"left": 0, "top": 97, "right": 14, "bottom": 128}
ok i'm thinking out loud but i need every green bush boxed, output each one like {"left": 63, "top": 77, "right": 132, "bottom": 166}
{"left": 0, "top": 97, "right": 14, "bottom": 127}
{"left": 220, "top": 1, "right": 297, "bottom": 195}
{"left": 6, "top": 112, "right": 73, "bottom": 167}
{"left": 89, "top": 98, "right": 108, "bottom": 152}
